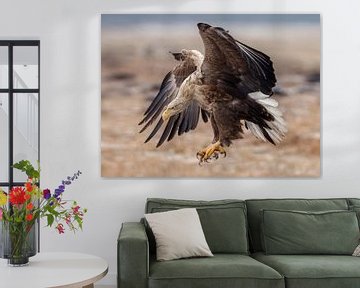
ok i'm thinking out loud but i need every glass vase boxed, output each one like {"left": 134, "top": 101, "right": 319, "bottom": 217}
{"left": 0, "top": 220, "right": 37, "bottom": 266}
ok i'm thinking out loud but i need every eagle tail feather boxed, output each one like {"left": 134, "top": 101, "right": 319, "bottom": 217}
{"left": 246, "top": 92, "right": 287, "bottom": 144}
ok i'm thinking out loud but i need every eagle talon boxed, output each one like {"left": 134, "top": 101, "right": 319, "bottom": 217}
{"left": 196, "top": 151, "right": 205, "bottom": 160}
{"left": 196, "top": 141, "right": 227, "bottom": 164}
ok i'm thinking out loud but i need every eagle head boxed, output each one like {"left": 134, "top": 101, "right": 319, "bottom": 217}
{"left": 162, "top": 97, "right": 189, "bottom": 121}
{"left": 161, "top": 103, "right": 182, "bottom": 121}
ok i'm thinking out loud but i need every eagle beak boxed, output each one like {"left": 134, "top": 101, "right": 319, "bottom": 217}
{"left": 162, "top": 108, "right": 171, "bottom": 121}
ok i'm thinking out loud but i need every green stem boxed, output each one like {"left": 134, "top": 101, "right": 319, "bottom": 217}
{"left": 8, "top": 221, "right": 31, "bottom": 259}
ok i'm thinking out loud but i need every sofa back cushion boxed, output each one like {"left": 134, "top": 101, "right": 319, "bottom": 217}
{"left": 347, "top": 199, "right": 360, "bottom": 229}
{"left": 350, "top": 206, "right": 360, "bottom": 226}
{"left": 348, "top": 198, "right": 360, "bottom": 207}
{"left": 246, "top": 198, "right": 349, "bottom": 252}
{"left": 145, "top": 198, "right": 249, "bottom": 254}
{"left": 261, "top": 209, "right": 359, "bottom": 255}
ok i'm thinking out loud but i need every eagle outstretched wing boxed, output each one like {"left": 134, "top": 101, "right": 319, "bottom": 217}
{"left": 197, "top": 23, "right": 285, "bottom": 146}
{"left": 139, "top": 52, "right": 208, "bottom": 147}
{"left": 198, "top": 23, "right": 276, "bottom": 96}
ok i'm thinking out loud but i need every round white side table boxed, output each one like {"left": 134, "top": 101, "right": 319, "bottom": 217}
{"left": 0, "top": 252, "right": 108, "bottom": 288}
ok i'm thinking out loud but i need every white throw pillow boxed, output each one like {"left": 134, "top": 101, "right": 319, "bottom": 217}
{"left": 145, "top": 208, "right": 213, "bottom": 261}
{"left": 353, "top": 244, "right": 360, "bottom": 256}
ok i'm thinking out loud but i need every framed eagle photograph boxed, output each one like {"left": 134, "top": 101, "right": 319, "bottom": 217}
{"left": 101, "top": 14, "right": 321, "bottom": 177}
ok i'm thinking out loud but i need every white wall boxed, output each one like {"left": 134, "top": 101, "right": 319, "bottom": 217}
{"left": 1, "top": 0, "right": 360, "bottom": 285}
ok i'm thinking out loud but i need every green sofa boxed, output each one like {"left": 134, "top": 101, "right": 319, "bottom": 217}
{"left": 118, "top": 198, "right": 360, "bottom": 288}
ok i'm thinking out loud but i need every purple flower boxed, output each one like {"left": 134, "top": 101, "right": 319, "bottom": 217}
{"left": 43, "top": 189, "right": 51, "bottom": 200}
{"left": 54, "top": 188, "right": 63, "bottom": 199}
{"left": 53, "top": 171, "right": 82, "bottom": 199}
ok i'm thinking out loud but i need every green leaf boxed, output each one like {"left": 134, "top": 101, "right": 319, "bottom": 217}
{"left": 12, "top": 160, "right": 40, "bottom": 180}
{"left": 47, "top": 206, "right": 60, "bottom": 217}
{"left": 47, "top": 214, "right": 54, "bottom": 227}
{"left": 12, "top": 160, "right": 29, "bottom": 170}
{"left": 75, "top": 216, "right": 83, "bottom": 230}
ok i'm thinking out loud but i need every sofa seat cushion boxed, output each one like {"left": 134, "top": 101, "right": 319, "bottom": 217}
{"left": 149, "top": 254, "right": 284, "bottom": 288}
{"left": 252, "top": 252, "right": 360, "bottom": 288}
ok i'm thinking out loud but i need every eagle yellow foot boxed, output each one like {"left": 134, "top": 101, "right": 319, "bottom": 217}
{"left": 196, "top": 141, "right": 227, "bottom": 164}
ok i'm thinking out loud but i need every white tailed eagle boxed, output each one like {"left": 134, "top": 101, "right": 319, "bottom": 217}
{"left": 139, "top": 23, "right": 287, "bottom": 164}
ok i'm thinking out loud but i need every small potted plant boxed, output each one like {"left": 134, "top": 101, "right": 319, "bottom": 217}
{"left": 0, "top": 160, "right": 87, "bottom": 266}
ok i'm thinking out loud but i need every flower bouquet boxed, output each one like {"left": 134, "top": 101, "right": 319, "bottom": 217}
{"left": 0, "top": 160, "right": 87, "bottom": 266}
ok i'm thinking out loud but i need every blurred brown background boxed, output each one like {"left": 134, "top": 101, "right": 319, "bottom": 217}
{"left": 101, "top": 14, "right": 320, "bottom": 177}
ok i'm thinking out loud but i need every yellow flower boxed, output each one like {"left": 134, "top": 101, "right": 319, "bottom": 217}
{"left": 0, "top": 190, "right": 7, "bottom": 206}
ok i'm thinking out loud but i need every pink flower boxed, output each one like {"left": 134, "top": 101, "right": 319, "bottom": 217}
{"left": 72, "top": 205, "right": 80, "bottom": 215}
{"left": 56, "top": 223, "right": 65, "bottom": 234}
{"left": 0, "top": 208, "right": 3, "bottom": 220}
{"left": 65, "top": 214, "right": 71, "bottom": 225}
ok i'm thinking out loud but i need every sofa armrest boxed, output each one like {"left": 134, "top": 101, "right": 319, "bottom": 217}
{"left": 118, "top": 222, "right": 149, "bottom": 288}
